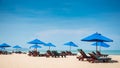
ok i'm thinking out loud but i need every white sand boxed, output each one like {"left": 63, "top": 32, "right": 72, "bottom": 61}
{"left": 0, "top": 54, "right": 120, "bottom": 68}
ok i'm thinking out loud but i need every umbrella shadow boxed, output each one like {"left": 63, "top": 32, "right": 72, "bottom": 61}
{"left": 94, "top": 60, "right": 119, "bottom": 63}
{"left": 109, "top": 60, "right": 119, "bottom": 63}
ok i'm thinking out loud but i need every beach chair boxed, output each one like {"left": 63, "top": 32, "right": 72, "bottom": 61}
{"left": 45, "top": 50, "right": 54, "bottom": 57}
{"left": 60, "top": 51, "right": 66, "bottom": 58}
{"left": 88, "top": 53, "right": 111, "bottom": 63}
{"left": 28, "top": 51, "right": 33, "bottom": 56}
{"left": 92, "top": 51, "right": 97, "bottom": 55}
{"left": 65, "top": 51, "right": 70, "bottom": 55}
{"left": 2, "top": 51, "right": 9, "bottom": 55}
{"left": 52, "top": 51, "right": 60, "bottom": 58}
{"left": 77, "top": 49, "right": 91, "bottom": 61}
{"left": 0, "top": 51, "right": 2, "bottom": 55}
{"left": 96, "top": 51, "right": 108, "bottom": 57}
{"left": 65, "top": 51, "right": 76, "bottom": 56}
{"left": 32, "top": 51, "right": 39, "bottom": 57}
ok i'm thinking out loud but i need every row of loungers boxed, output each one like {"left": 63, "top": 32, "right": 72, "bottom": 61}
{"left": 77, "top": 49, "right": 111, "bottom": 63}
{"left": 12, "top": 51, "right": 26, "bottom": 54}
{"left": 0, "top": 51, "right": 12, "bottom": 55}
{"left": 0, "top": 51, "right": 26, "bottom": 55}
{"left": 28, "top": 50, "right": 77, "bottom": 57}
{"left": 28, "top": 50, "right": 66, "bottom": 58}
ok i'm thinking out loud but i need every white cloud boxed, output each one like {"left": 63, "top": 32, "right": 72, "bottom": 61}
{"left": 35, "top": 29, "right": 95, "bottom": 38}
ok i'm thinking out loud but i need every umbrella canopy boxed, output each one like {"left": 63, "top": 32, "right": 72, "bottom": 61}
{"left": 0, "top": 43, "right": 11, "bottom": 47}
{"left": 29, "top": 44, "right": 42, "bottom": 49}
{"left": 92, "top": 42, "right": 110, "bottom": 52}
{"left": 0, "top": 47, "right": 5, "bottom": 50}
{"left": 13, "top": 45, "right": 22, "bottom": 49}
{"left": 28, "top": 39, "right": 44, "bottom": 51}
{"left": 44, "top": 43, "right": 56, "bottom": 50}
{"left": 64, "top": 41, "right": 78, "bottom": 51}
{"left": 81, "top": 32, "right": 113, "bottom": 42}
{"left": 28, "top": 39, "right": 45, "bottom": 44}
{"left": 92, "top": 42, "right": 110, "bottom": 48}
{"left": 81, "top": 32, "right": 113, "bottom": 51}
{"left": 13, "top": 45, "right": 22, "bottom": 52}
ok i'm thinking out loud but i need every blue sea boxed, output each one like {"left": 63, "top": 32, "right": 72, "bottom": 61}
{"left": 4, "top": 48, "right": 120, "bottom": 55}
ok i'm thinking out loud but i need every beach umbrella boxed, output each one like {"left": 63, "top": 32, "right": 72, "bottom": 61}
{"left": 92, "top": 42, "right": 110, "bottom": 48}
{"left": 0, "top": 43, "right": 11, "bottom": 48}
{"left": 13, "top": 45, "right": 22, "bottom": 52}
{"left": 81, "top": 32, "right": 113, "bottom": 51}
{"left": 28, "top": 39, "right": 45, "bottom": 50}
{"left": 81, "top": 32, "right": 113, "bottom": 42}
{"left": 13, "top": 45, "right": 22, "bottom": 49}
{"left": 44, "top": 43, "right": 56, "bottom": 50}
{"left": 92, "top": 42, "right": 110, "bottom": 52}
{"left": 28, "top": 39, "right": 45, "bottom": 44}
{"left": 29, "top": 44, "right": 42, "bottom": 49}
{"left": 64, "top": 41, "right": 78, "bottom": 51}
{"left": 0, "top": 43, "right": 11, "bottom": 51}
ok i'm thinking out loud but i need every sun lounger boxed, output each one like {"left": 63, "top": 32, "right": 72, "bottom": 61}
{"left": 45, "top": 50, "right": 54, "bottom": 57}
{"left": 96, "top": 51, "right": 108, "bottom": 57}
{"left": 28, "top": 51, "right": 33, "bottom": 56}
{"left": 60, "top": 51, "right": 66, "bottom": 58}
{"left": 65, "top": 51, "right": 76, "bottom": 56}
{"left": 52, "top": 51, "right": 60, "bottom": 58}
{"left": 88, "top": 53, "right": 111, "bottom": 63}
{"left": 32, "top": 51, "right": 39, "bottom": 57}
{"left": 77, "top": 49, "right": 91, "bottom": 61}
{"left": 28, "top": 51, "right": 39, "bottom": 57}
{"left": 0, "top": 51, "right": 12, "bottom": 55}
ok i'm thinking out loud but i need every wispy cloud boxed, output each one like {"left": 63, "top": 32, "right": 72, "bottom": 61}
{"left": 35, "top": 29, "right": 98, "bottom": 42}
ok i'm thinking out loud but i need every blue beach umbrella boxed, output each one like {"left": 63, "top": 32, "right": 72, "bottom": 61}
{"left": 28, "top": 39, "right": 45, "bottom": 44}
{"left": 81, "top": 32, "right": 113, "bottom": 42}
{"left": 0, "top": 43, "right": 11, "bottom": 51}
{"left": 29, "top": 44, "right": 42, "bottom": 49}
{"left": 44, "top": 43, "right": 56, "bottom": 50}
{"left": 64, "top": 41, "right": 78, "bottom": 51}
{"left": 92, "top": 42, "right": 110, "bottom": 52}
{"left": 13, "top": 45, "right": 22, "bottom": 52}
{"left": 13, "top": 45, "right": 22, "bottom": 48}
{"left": 81, "top": 32, "right": 113, "bottom": 51}
{"left": 0, "top": 43, "right": 11, "bottom": 47}
{"left": 28, "top": 39, "right": 45, "bottom": 50}
{"left": 92, "top": 42, "right": 110, "bottom": 48}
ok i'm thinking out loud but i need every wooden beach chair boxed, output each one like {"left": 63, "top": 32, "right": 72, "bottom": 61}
{"left": 52, "top": 51, "right": 60, "bottom": 58}
{"left": 33, "top": 51, "right": 39, "bottom": 57}
{"left": 88, "top": 53, "right": 111, "bottom": 63}
{"left": 45, "top": 50, "right": 54, "bottom": 57}
{"left": 60, "top": 51, "right": 66, "bottom": 58}
{"left": 77, "top": 49, "right": 91, "bottom": 61}
{"left": 65, "top": 51, "right": 76, "bottom": 56}
{"left": 28, "top": 51, "right": 33, "bottom": 56}
{"left": 96, "top": 51, "right": 108, "bottom": 57}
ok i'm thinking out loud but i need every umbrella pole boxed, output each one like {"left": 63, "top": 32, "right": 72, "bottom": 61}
{"left": 96, "top": 45, "right": 98, "bottom": 52}
{"left": 96, "top": 42, "right": 97, "bottom": 52}
{"left": 49, "top": 46, "right": 50, "bottom": 50}
{"left": 70, "top": 46, "right": 71, "bottom": 51}
{"left": 99, "top": 46, "right": 101, "bottom": 52}
{"left": 35, "top": 48, "right": 37, "bottom": 51}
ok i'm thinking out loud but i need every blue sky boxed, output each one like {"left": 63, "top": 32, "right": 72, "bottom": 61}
{"left": 0, "top": 0, "right": 120, "bottom": 50}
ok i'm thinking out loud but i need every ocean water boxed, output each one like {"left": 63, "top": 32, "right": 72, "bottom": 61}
{"left": 4, "top": 48, "right": 120, "bottom": 55}
{"left": 78, "top": 50, "right": 120, "bottom": 55}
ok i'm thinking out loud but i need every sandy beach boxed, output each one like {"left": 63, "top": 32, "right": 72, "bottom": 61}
{"left": 0, "top": 54, "right": 120, "bottom": 68}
